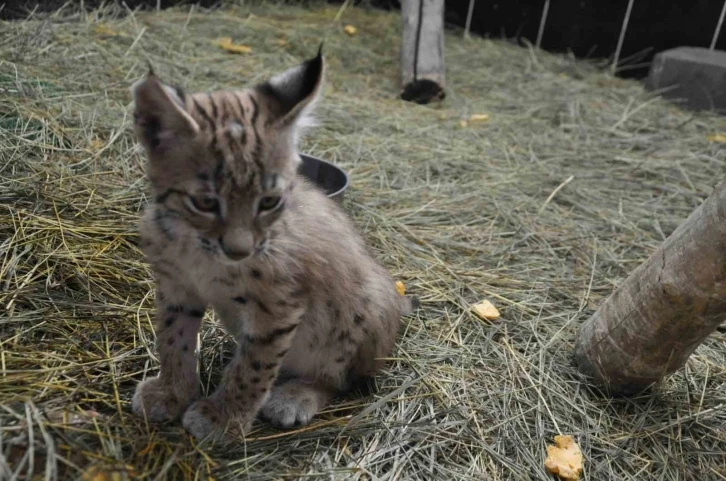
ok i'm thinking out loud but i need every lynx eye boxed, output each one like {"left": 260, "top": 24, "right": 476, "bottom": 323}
{"left": 188, "top": 194, "right": 219, "bottom": 213}
{"left": 258, "top": 196, "right": 281, "bottom": 212}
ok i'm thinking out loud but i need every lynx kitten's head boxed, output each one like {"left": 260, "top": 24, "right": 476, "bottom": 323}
{"left": 131, "top": 49, "right": 324, "bottom": 262}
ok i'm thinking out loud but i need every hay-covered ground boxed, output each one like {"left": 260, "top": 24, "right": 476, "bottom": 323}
{"left": 2, "top": 2, "right": 725, "bottom": 480}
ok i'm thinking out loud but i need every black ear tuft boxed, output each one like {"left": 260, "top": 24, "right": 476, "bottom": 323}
{"left": 255, "top": 48, "right": 324, "bottom": 123}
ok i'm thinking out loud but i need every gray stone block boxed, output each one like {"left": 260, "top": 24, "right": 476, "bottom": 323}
{"left": 646, "top": 46, "right": 726, "bottom": 112}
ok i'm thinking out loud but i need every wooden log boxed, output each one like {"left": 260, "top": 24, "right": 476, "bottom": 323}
{"left": 574, "top": 180, "right": 726, "bottom": 395}
{"left": 400, "top": 0, "right": 446, "bottom": 104}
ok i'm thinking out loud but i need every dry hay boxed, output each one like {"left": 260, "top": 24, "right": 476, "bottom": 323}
{"left": 1, "top": 1, "right": 725, "bottom": 480}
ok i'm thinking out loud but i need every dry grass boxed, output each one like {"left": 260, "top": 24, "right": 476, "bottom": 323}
{"left": 1, "top": 2, "right": 726, "bottom": 480}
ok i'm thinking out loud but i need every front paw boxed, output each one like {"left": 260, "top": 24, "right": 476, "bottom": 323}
{"left": 132, "top": 377, "right": 197, "bottom": 422}
{"left": 182, "top": 399, "right": 251, "bottom": 442}
{"left": 260, "top": 384, "right": 320, "bottom": 428}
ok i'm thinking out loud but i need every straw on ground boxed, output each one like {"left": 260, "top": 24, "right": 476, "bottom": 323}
{"left": 1, "top": 2, "right": 725, "bottom": 480}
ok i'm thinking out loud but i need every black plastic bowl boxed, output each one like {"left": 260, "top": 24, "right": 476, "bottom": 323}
{"left": 299, "top": 154, "right": 349, "bottom": 203}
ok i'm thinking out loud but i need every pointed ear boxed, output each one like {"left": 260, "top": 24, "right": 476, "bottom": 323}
{"left": 131, "top": 72, "right": 199, "bottom": 153}
{"left": 255, "top": 46, "right": 324, "bottom": 126}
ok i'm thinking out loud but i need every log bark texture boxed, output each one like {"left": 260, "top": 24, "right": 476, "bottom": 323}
{"left": 400, "top": 0, "right": 446, "bottom": 104}
{"left": 574, "top": 180, "right": 726, "bottom": 394}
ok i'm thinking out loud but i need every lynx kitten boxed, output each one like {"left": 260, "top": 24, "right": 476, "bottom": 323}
{"left": 130, "top": 49, "right": 418, "bottom": 441}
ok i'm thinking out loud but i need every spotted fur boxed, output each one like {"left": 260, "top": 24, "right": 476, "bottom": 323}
{"left": 129, "top": 49, "right": 418, "bottom": 442}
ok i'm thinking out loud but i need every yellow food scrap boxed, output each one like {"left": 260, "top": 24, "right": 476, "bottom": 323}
{"left": 343, "top": 25, "right": 358, "bottom": 36}
{"left": 93, "top": 24, "right": 121, "bottom": 37}
{"left": 468, "top": 113, "right": 489, "bottom": 123}
{"left": 215, "top": 37, "right": 252, "bottom": 54}
{"left": 459, "top": 114, "right": 489, "bottom": 127}
{"left": 544, "top": 435, "right": 583, "bottom": 481}
{"left": 80, "top": 466, "right": 108, "bottom": 481}
{"left": 395, "top": 281, "right": 406, "bottom": 296}
{"left": 471, "top": 300, "right": 500, "bottom": 321}
{"left": 80, "top": 465, "right": 136, "bottom": 481}
{"left": 706, "top": 133, "right": 726, "bottom": 143}
{"left": 89, "top": 138, "right": 104, "bottom": 152}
